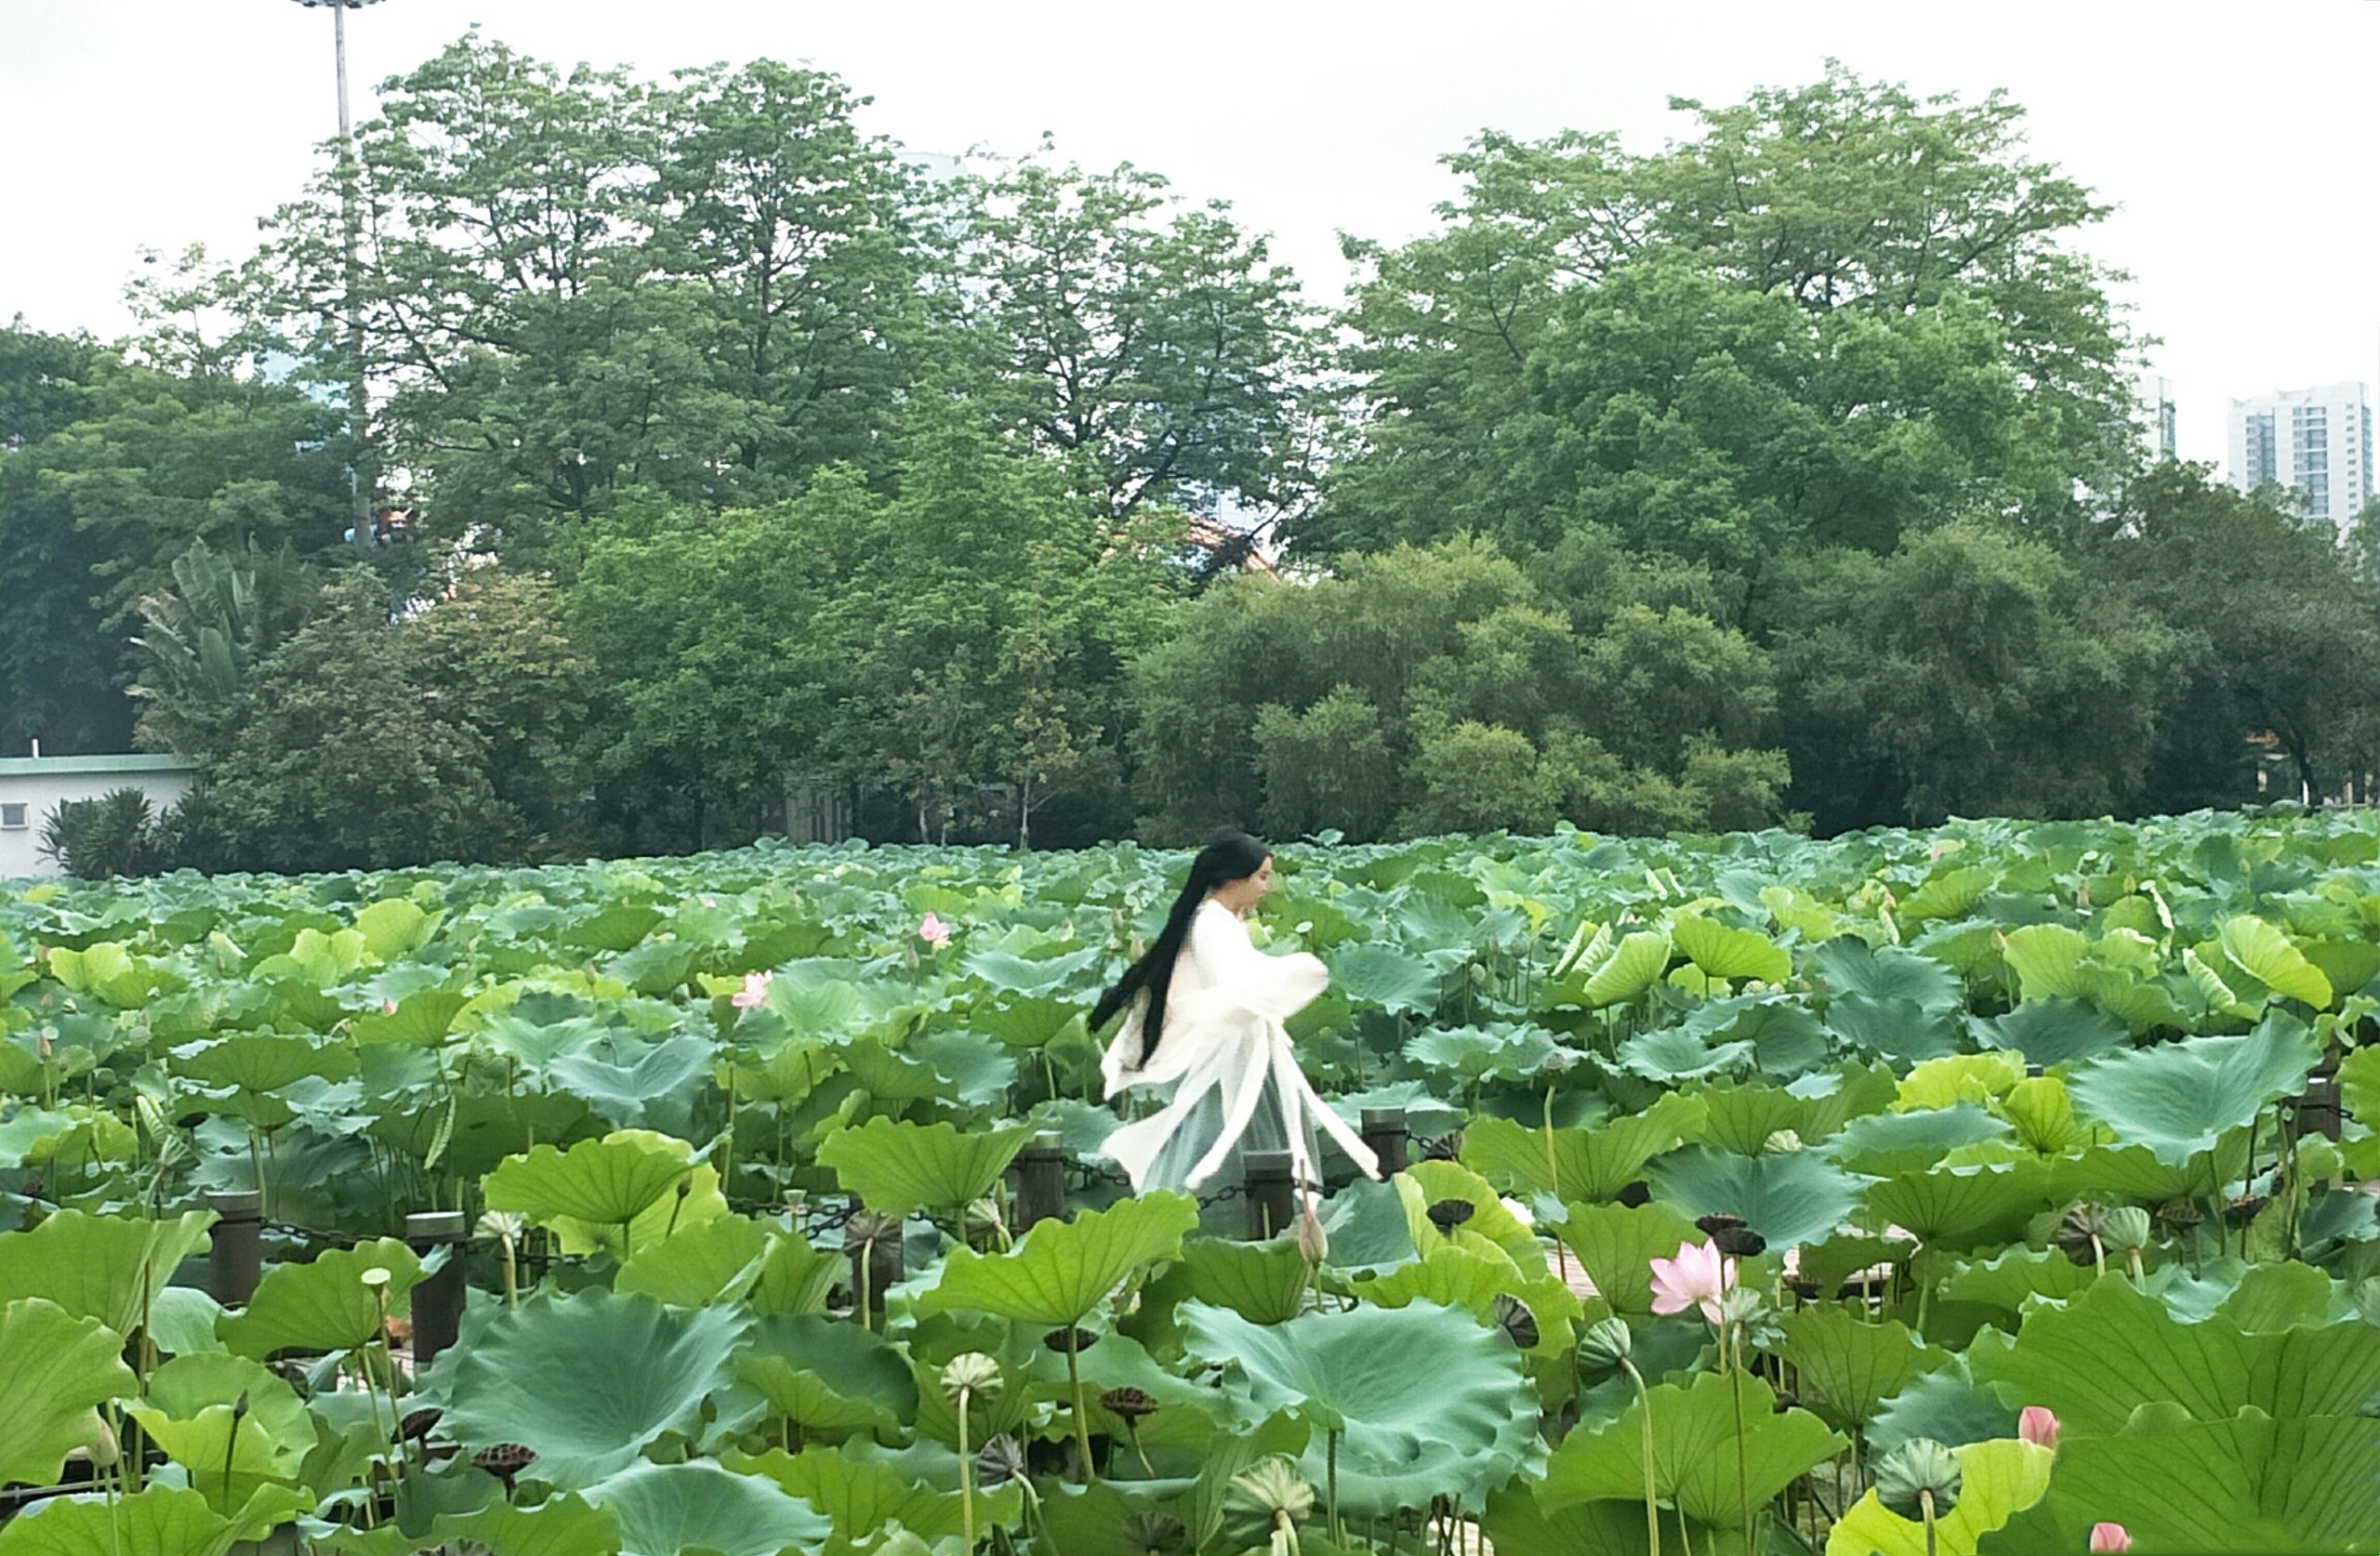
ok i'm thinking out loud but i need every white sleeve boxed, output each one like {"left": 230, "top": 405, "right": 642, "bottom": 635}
{"left": 1184, "top": 903, "right": 1329, "bottom": 1022}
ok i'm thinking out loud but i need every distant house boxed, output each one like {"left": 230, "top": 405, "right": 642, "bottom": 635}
{"left": 0, "top": 754, "right": 197, "bottom": 878}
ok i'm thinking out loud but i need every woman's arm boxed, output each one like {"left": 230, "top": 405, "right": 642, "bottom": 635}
{"left": 1186, "top": 902, "right": 1328, "bottom": 1021}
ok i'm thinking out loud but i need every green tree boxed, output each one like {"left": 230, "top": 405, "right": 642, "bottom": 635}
{"left": 945, "top": 158, "right": 1324, "bottom": 526}
{"left": 1767, "top": 523, "right": 2174, "bottom": 830}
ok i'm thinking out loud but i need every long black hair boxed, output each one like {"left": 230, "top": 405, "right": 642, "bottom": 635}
{"left": 1090, "top": 826, "right": 1272, "bottom": 1068}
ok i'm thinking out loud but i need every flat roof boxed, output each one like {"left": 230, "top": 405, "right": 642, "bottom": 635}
{"left": 0, "top": 754, "right": 197, "bottom": 777}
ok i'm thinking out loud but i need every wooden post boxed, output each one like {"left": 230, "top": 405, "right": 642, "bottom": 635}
{"left": 1359, "top": 1107, "right": 1409, "bottom": 1176}
{"left": 1013, "top": 1131, "right": 1067, "bottom": 1231}
{"left": 205, "top": 1190, "right": 262, "bottom": 1307}
{"left": 1244, "top": 1151, "right": 1297, "bottom": 1241}
{"left": 405, "top": 1211, "right": 469, "bottom": 1368}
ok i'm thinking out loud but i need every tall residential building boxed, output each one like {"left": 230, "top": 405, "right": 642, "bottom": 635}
{"left": 2135, "top": 373, "right": 2178, "bottom": 462}
{"left": 2226, "top": 382, "right": 2375, "bottom": 529}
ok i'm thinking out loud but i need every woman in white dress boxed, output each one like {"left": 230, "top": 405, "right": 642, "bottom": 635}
{"left": 1090, "top": 828, "right": 1382, "bottom": 1210}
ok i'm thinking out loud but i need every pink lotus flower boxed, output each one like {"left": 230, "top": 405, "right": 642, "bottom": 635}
{"left": 2019, "top": 1406, "right": 2059, "bottom": 1450}
{"left": 381, "top": 998, "right": 399, "bottom": 1016}
{"left": 1648, "top": 1238, "right": 1735, "bottom": 1325}
{"left": 731, "top": 970, "right": 773, "bottom": 1009}
{"left": 2089, "top": 1523, "right": 2130, "bottom": 1553}
{"left": 1296, "top": 1204, "right": 1328, "bottom": 1264}
{"left": 919, "top": 913, "right": 951, "bottom": 947}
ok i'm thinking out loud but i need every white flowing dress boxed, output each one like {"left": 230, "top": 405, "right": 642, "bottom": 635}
{"left": 1098, "top": 899, "right": 1382, "bottom": 1195}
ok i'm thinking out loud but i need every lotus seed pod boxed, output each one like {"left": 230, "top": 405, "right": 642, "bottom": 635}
{"left": 1578, "top": 1315, "right": 1634, "bottom": 1373}
{"left": 2099, "top": 1207, "right": 2151, "bottom": 1251}
{"left": 939, "top": 1352, "right": 1002, "bottom": 1404}
{"left": 1874, "top": 1437, "right": 1963, "bottom": 1520}
{"left": 360, "top": 1266, "right": 391, "bottom": 1289}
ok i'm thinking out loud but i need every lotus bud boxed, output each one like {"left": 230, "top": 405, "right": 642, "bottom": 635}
{"left": 2089, "top": 1523, "right": 2131, "bottom": 1552}
{"left": 1578, "top": 1315, "right": 1634, "bottom": 1373}
{"left": 2019, "top": 1406, "right": 2059, "bottom": 1451}
{"left": 1874, "top": 1438, "right": 1963, "bottom": 1521}
{"left": 939, "top": 1352, "right": 1002, "bottom": 1404}
{"left": 87, "top": 1420, "right": 120, "bottom": 1469}
{"left": 1295, "top": 1205, "right": 1328, "bottom": 1265}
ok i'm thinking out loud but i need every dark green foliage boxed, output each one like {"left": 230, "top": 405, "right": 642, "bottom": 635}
{"left": 36, "top": 787, "right": 165, "bottom": 879}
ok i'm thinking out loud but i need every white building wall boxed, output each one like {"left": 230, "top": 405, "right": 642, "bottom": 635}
{"left": 0, "top": 758, "right": 196, "bottom": 878}
{"left": 2135, "top": 373, "right": 2177, "bottom": 462}
{"left": 2225, "top": 382, "right": 2375, "bottom": 530}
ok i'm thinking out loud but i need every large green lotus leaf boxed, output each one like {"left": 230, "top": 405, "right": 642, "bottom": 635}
{"left": 1991, "top": 1075, "right": 2096, "bottom": 1154}
{"left": 1998, "top": 925, "right": 2091, "bottom": 1001}
{"left": 126, "top": 1404, "right": 307, "bottom": 1516}
{"left": 2214, "top": 1259, "right": 2340, "bottom": 1332}
{"left": 1670, "top": 916, "right": 1792, "bottom": 985}
{"left": 615, "top": 1213, "right": 771, "bottom": 1307}
{"left": 726, "top": 1444, "right": 1018, "bottom": 1555}
{"left": 562, "top": 904, "right": 664, "bottom": 955}
{"left": 972, "top": 993, "right": 1085, "bottom": 1051}
{"left": 172, "top": 1033, "right": 358, "bottom": 1091}
{"left": 1862, "top": 1160, "right": 2059, "bottom": 1250}
{"left": 1326, "top": 943, "right": 1441, "bottom": 1014}
{"left": 136, "top": 1352, "right": 316, "bottom": 1480}
{"left": 1975, "top": 1410, "right": 2380, "bottom": 1556}
{"left": 1897, "top": 865, "right": 1999, "bottom": 924}
{"left": 483, "top": 1130, "right": 701, "bottom": 1239}
{"left": 1461, "top": 1093, "right": 1705, "bottom": 1203}
{"left": 2215, "top": 915, "right": 2333, "bottom": 1009}
{"left": 1938, "top": 1247, "right": 2098, "bottom": 1318}
{"left": 906, "top": 1030, "right": 1018, "bottom": 1111}
{"left": 547, "top": 1035, "right": 716, "bottom": 1131}
{"left": 921, "top": 1191, "right": 1198, "bottom": 1326}
{"left": 903, "top": 1315, "right": 1044, "bottom": 1449}
{"left": 1688, "top": 1081, "right": 1810, "bottom": 1155}
{"left": 353, "top": 898, "right": 437, "bottom": 959}
{"left": 814, "top": 1116, "right": 1029, "bottom": 1216}
{"left": 351, "top": 989, "right": 469, "bottom": 1047}
{"left": 1893, "top": 1052, "right": 2026, "bottom": 1112}
{"left": 440, "top": 1088, "right": 599, "bottom": 1181}
{"left": 305, "top": 1486, "right": 622, "bottom": 1556}
{"left": 749, "top": 1233, "right": 841, "bottom": 1317}
{"left": 1582, "top": 930, "right": 1673, "bottom": 1008}
{"left": 1868, "top": 1356, "right": 2020, "bottom": 1454}
{"left": 438, "top": 1288, "right": 750, "bottom": 1490}
{"left": 2066, "top": 1018, "right": 2320, "bottom": 1167}
{"left": 0, "top": 1209, "right": 216, "bottom": 1334}
{"left": 735, "top": 1313, "right": 918, "bottom": 1440}
{"left": 1535, "top": 1370, "right": 1845, "bottom": 1528}
{"left": 0, "top": 1485, "right": 292, "bottom": 1556}
{"left": 1827, "top": 1438, "right": 2053, "bottom": 1556}
{"left": 1965, "top": 1275, "right": 2380, "bottom": 1435}
{"left": 959, "top": 944, "right": 1103, "bottom": 998}
{"left": 1646, "top": 1146, "right": 1869, "bottom": 1250}
{"left": 1973, "top": 999, "right": 2130, "bottom": 1067}
{"left": 218, "top": 1237, "right": 421, "bottom": 1359}
{"left": 1183, "top": 1299, "right": 1539, "bottom": 1518}
{"left": 0, "top": 1298, "right": 136, "bottom": 1487}
{"left": 1774, "top": 1305, "right": 1949, "bottom": 1432}
{"left": 1175, "top": 1234, "right": 1313, "bottom": 1325}
{"left": 584, "top": 1460, "right": 830, "bottom": 1556}
{"left": 1397, "top": 1159, "right": 1545, "bottom": 1272}
{"left": 1811, "top": 938, "right": 1964, "bottom": 1015}
{"left": 1353, "top": 1237, "right": 1584, "bottom": 1357}
{"left": 1548, "top": 1202, "right": 1701, "bottom": 1315}
{"left": 1616, "top": 1027, "right": 1753, "bottom": 1082}
{"left": 1825, "top": 994, "right": 1962, "bottom": 1065}
{"left": 1482, "top": 1485, "right": 1690, "bottom": 1556}
{"left": 1825, "top": 1103, "right": 2010, "bottom": 1176}
{"left": 149, "top": 1286, "right": 229, "bottom": 1357}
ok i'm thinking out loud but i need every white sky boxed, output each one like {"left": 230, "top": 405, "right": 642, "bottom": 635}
{"left": 5, "top": 0, "right": 2376, "bottom": 471}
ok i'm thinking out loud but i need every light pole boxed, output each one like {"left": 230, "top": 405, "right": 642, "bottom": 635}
{"left": 292, "top": 0, "right": 386, "bottom": 550}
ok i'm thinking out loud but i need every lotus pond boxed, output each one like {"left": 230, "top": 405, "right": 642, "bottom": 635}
{"left": 4, "top": 812, "right": 2380, "bottom": 1556}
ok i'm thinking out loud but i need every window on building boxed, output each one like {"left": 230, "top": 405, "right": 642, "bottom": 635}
{"left": 0, "top": 804, "right": 25, "bottom": 830}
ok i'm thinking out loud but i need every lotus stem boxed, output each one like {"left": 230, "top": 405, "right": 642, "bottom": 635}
{"left": 1921, "top": 1487, "right": 1939, "bottom": 1556}
{"left": 1622, "top": 1357, "right": 1660, "bottom": 1556}
{"left": 1731, "top": 1338, "right": 1754, "bottom": 1556}
{"left": 957, "top": 1391, "right": 975, "bottom": 1550}
{"left": 1329, "top": 1428, "right": 1342, "bottom": 1545}
{"left": 1064, "top": 1326, "right": 1096, "bottom": 1483}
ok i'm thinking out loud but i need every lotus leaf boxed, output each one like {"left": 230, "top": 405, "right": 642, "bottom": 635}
{"left": 1972, "top": 999, "right": 2129, "bottom": 1067}
{"left": 1174, "top": 1234, "right": 1314, "bottom": 1324}
{"left": 1548, "top": 1201, "right": 1701, "bottom": 1315}
{"left": 0, "top": 1208, "right": 216, "bottom": 1334}
{"left": 749, "top": 1233, "right": 842, "bottom": 1316}
{"left": 1581, "top": 930, "right": 1673, "bottom": 1008}
{"left": 483, "top": 1130, "right": 704, "bottom": 1251}
{"left": 2214, "top": 915, "right": 2333, "bottom": 1008}
{"left": 0, "top": 1485, "right": 294, "bottom": 1556}
{"left": 1975, "top": 1409, "right": 2380, "bottom": 1555}
{"left": 1351, "top": 1236, "right": 1583, "bottom": 1355}
{"left": 1670, "top": 916, "right": 1792, "bottom": 985}
{"left": 218, "top": 1237, "right": 420, "bottom": 1358}
{"left": 1868, "top": 1357, "right": 2021, "bottom": 1454}
{"left": 921, "top": 1191, "right": 1198, "bottom": 1326}
{"left": 2066, "top": 1017, "right": 2320, "bottom": 1168}
{"left": 1183, "top": 1298, "right": 1540, "bottom": 1517}
{"left": 1966, "top": 1276, "right": 2380, "bottom": 1435}
{"left": 546, "top": 1034, "right": 716, "bottom": 1131}
{"left": 438, "top": 1287, "right": 749, "bottom": 1490}
{"left": 1811, "top": 939, "right": 1964, "bottom": 1014}
{"left": 1863, "top": 1160, "right": 2060, "bottom": 1250}
{"left": 726, "top": 1444, "right": 1017, "bottom": 1555}
{"left": 351, "top": 989, "right": 469, "bottom": 1046}
{"left": 814, "top": 1116, "right": 1028, "bottom": 1216}
{"left": 1326, "top": 942, "right": 1442, "bottom": 1014}
{"left": 1827, "top": 1438, "right": 2053, "bottom": 1556}
{"left": 615, "top": 1213, "right": 772, "bottom": 1307}
{"left": 1774, "top": 1304, "right": 1949, "bottom": 1431}
{"left": 1535, "top": 1370, "right": 1845, "bottom": 1527}
{"left": 0, "top": 1298, "right": 136, "bottom": 1488}
{"left": 1462, "top": 1093, "right": 1704, "bottom": 1203}
{"left": 1646, "top": 1145, "right": 1870, "bottom": 1250}
{"left": 584, "top": 1460, "right": 830, "bottom": 1556}
{"left": 735, "top": 1313, "right": 919, "bottom": 1440}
